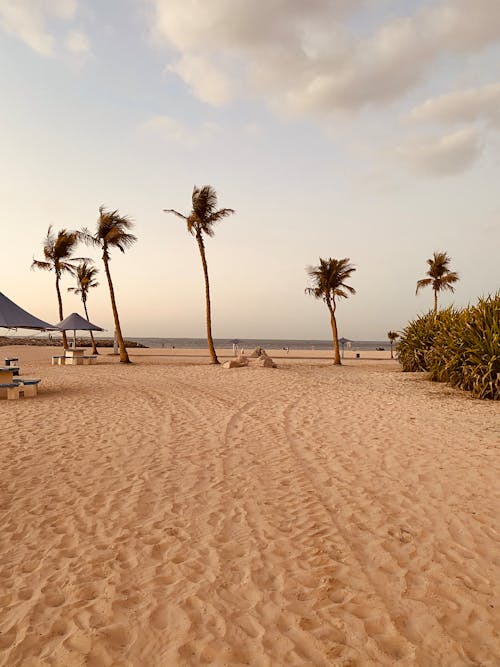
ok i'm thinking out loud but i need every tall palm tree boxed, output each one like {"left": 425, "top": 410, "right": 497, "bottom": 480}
{"left": 164, "top": 185, "right": 235, "bottom": 365}
{"left": 416, "top": 251, "right": 459, "bottom": 314}
{"left": 305, "top": 257, "right": 356, "bottom": 365}
{"left": 387, "top": 330, "right": 399, "bottom": 359}
{"left": 68, "top": 260, "right": 100, "bottom": 355}
{"left": 31, "top": 226, "right": 83, "bottom": 349}
{"left": 81, "top": 206, "right": 137, "bottom": 364}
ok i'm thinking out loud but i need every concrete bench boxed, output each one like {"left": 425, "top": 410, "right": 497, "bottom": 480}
{"left": 67, "top": 355, "right": 97, "bottom": 365}
{"left": 53, "top": 354, "right": 97, "bottom": 366}
{"left": 14, "top": 379, "right": 41, "bottom": 397}
{"left": 0, "top": 383, "right": 20, "bottom": 400}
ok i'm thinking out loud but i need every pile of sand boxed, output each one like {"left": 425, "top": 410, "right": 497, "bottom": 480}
{"left": 223, "top": 347, "right": 277, "bottom": 369}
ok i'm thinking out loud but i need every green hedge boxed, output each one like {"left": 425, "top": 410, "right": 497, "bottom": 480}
{"left": 397, "top": 294, "right": 500, "bottom": 400}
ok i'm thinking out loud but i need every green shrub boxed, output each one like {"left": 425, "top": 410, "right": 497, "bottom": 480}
{"left": 447, "top": 295, "right": 499, "bottom": 400}
{"left": 397, "top": 310, "right": 446, "bottom": 372}
{"left": 398, "top": 293, "right": 500, "bottom": 400}
{"left": 426, "top": 307, "right": 464, "bottom": 383}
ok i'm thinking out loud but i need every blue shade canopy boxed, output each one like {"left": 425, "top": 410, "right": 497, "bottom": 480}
{"left": 55, "top": 312, "right": 104, "bottom": 332}
{"left": 0, "top": 291, "right": 56, "bottom": 330}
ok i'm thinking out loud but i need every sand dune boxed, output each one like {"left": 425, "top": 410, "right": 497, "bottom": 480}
{"left": 0, "top": 345, "right": 499, "bottom": 666}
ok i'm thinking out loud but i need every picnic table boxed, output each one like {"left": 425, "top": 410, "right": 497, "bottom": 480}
{"left": 52, "top": 349, "right": 97, "bottom": 366}
{"left": 0, "top": 367, "right": 41, "bottom": 399}
{"left": 4, "top": 358, "right": 19, "bottom": 375}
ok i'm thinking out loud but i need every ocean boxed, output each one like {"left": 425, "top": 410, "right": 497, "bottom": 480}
{"left": 133, "top": 338, "right": 390, "bottom": 351}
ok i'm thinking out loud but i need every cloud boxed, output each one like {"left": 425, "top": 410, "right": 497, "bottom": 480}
{"left": 0, "top": 0, "right": 78, "bottom": 56}
{"left": 139, "top": 115, "right": 220, "bottom": 147}
{"left": 149, "top": 0, "right": 500, "bottom": 113}
{"left": 397, "top": 128, "right": 484, "bottom": 176}
{"left": 407, "top": 82, "right": 500, "bottom": 129}
{"left": 168, "top": 55, "right": 232, "bottom": 106}
{"left": 64, "top": 29, "right": 90, "bottom": 56}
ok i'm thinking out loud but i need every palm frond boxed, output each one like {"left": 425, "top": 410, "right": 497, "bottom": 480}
{"left": 31, "top": 259, "right": 52, "bottom": 272}
{"left": 207, "top": 208, "right": 235, "bottom": 224}
{"left": 416, "top": 278, "right": 432, "bottom": 294}
{"left": 163, "top": 208, "right": 188, "bottom": 221}
{"left": 79, "top": 228, "right": 100, "bottom": 248}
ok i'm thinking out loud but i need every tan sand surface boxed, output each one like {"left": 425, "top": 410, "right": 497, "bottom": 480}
{"left": 1, "top": 345, "right": 499, "bottom": 666}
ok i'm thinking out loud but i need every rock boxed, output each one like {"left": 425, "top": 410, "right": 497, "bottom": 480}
{"left": 224, "top": 348, "right": 277, "bottom": 368}
{"left": 256, "top": 356, "right": 277, "bottom": 368}
{"left": 222, "top": 359, "right": 241, "bottom": 368}
{"left": 223, "top": 356, "right": 249, "bottom": 369}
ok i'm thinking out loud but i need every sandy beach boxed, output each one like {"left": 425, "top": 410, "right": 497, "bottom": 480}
{"left": 1, "top": 345, "right": 499, "bottom": 666}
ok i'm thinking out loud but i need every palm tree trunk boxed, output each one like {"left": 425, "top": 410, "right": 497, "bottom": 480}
{"left": 103, "top": 255, "right": 130, "bottom": 363}
{"left": 55, "top": 273, "right": 68, "bottom": 349}
{"left": 327, "top": 300, "right": 341, "bottom": 365}
{"left": 82, "top": 298, "right": 98, "bottom": 355}
{"left": 434, "top": 289, "right": 438, "bottom": 314}
{"left": 196, "top": 233, "right": 219, "bottom": 364}
{"left": 390, "top": 341, "right": 394, "bottom": 359}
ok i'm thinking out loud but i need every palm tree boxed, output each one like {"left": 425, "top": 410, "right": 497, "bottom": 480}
{"left": 68, "top": 260, "right": 100, "bottom": 355}
{"left": 81, "top": 207, "right": 137, "bottom": 364}
{"left": 416, "top": 251, "right": 459, "bottom": 314}
{"left": 387, "top": 330, "right": 399, "bottom": 359}
{"left": 305, "top": 257, "right": 356, "bottom": 365}
{"left": 31, "top": 226, "right": 83, "bottom": 349}
{"left": 164, "top": 185, "right": 235, "bottom": 365}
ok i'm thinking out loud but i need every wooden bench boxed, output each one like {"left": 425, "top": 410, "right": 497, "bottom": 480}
{"left": 52, "top": 355, "right": 66, "bottom": 366}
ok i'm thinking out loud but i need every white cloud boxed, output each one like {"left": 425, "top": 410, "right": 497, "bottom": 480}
{"left": 0, "top": 0, "right": 77, "bottom": 56}
{"left": 407, "top": 82, "right": 500, "bottom": 129}
{"left": 397, "top": 128, "right": 484, "bottom": 176}
{"left": 168, "top": 55, "right": 232, "bottom": 106}
{"left": 149, "top": 0, "right": 500, "bottom": 113}
{"left": 140, "top": 115, "right": 220, "bottom": 147}
{"left": 64, "top": 29, "right": 90, "bottom": 56}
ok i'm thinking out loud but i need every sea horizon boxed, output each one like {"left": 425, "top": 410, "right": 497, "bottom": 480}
{"left": 3, "top": 332, "right": 391, "bottom": 351}
{"left": 132, "top": 337, "right": 390, "bottom": 351}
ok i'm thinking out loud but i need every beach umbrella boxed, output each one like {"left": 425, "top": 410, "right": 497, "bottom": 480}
{"left": 0, "top": 291, "right": 56, "bottom": 330}
{"left": 338, "top": 337, "right": 351, "bottom": 358}
{"left": 55, "top": 312, "right": 104, "bottom": 348}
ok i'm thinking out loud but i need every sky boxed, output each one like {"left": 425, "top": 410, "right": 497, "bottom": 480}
{"left": 0, "top": 0, "right": 499, "bottom": 341}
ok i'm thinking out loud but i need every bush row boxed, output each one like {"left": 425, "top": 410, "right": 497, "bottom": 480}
{"left": 397, "top": 294, "right": 500, "bottom": 400}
